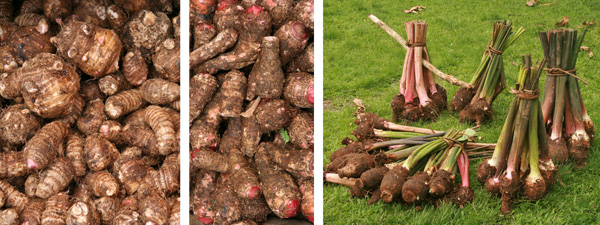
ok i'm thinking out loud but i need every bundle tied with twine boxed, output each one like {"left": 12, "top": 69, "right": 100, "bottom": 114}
{"left": 391, "top": 21, "right": 448, "bottom": 122}
{"left": 453, "top": 21, "right": 525, "bottom": 125}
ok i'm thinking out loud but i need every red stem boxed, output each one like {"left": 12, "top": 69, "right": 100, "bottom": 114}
{"left": 458, "top": 149, "right": 469, "bottom": 187}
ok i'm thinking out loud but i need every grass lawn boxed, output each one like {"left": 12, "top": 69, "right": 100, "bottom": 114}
{"left": 323, "top": 0, "right": 600, "bottom": 224}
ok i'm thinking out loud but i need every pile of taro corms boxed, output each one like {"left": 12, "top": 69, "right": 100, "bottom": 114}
{"left": 0, "top": 1, "right": 181, "bottom": 225}
{"left": 189, "top": 0, "right": 314, "bottom": 224}
{"left": 325, "top": 101, "right": 495, "bottom": 210}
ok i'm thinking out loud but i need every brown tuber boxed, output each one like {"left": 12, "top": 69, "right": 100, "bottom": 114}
{"left": 35, "top": 157, "right": 75, "bottom": 199}
{"left": 23, "top": 121, "right": 69, "bottom": 170}
{"left": 122, "top": 10, "right": 171, "bottom": 57}
{"left": 255, "top": 145, "right": 301, "bottom": 218}
{"left": 0, "top": 104, "right": 42, "bottom": 146}
{"left": 246, "top": 36, "right": 284, "bottom": 101}
{"left": 20, "top": 53, "right": 80, "bottom": 118}
{"left": 140, "top": 78, "right": 180, "bottom": 105}
{"left": 52, "top": 19, "right": 122, "bottom": 78}
{"left": 41, "top": 192, "right": 71, "bottom": 225}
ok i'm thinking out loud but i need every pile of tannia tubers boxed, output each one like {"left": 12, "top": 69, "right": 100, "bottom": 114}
{"left": 0, "top": 0, "right": 181, "bottom": 224}
{"left": 188, "top": 0, "right": 314, "bottom": 224}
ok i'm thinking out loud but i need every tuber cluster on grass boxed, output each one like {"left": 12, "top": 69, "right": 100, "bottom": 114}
{"left": 325, "top": 102, "right": 494, "bottom": 210}
{"left": 390, "top": 21, "right": 447, "bottom": 122}
{"left": 189, "top": 0, "right": 314, "bottom": 223}
{"left": 452, "top": 21, "right": 525, "bottom": 125}
{"left": 0, "top": 1, "right": 180, "bottom": 225}
{"left": 476, "top": 56, "right": 557, "bottom": 215}
{"left": 538, "top": 29, "right": 593, "bottom": 167}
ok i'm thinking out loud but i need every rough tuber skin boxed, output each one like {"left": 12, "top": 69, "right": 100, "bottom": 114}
{"left": 107, "top": 5, "right": 128, "bottom": 30}
{"left": 0, "top": 180, "right": 29, "bottom": 213}
{"left": 43, "top": 0, "right": 72, "bottom": 24}
{"left": 9, "top": 26, "right": 54, "bottom": 62}
{"left": 0, "top": 151, "right": 29, "bottom": 179}
{"left": 122, "top": 50, "right": 148, "bottom": 86}
{"left": 0, "top": 2, "right": 180, "bottom": 223}
{"left": 259, "top": 0, "right": 293, "bottom": 29}
{"left": 138, "top": 192, "right": 170, "bottom": 225}
{"left": 14, "top": 13, "right": 49, "bottom": 27}
{"left": 213, "top": 0, "right": 243, "bottom": 32}
{"left": 99, "top": 120, "right": 125, "bottom": 145}
{"left": 190, "top": 73, "right": 218, "bottom": 122}
{"left": 219, "top": 70, "right": 247, "bottom": 117}
{"left": 255, "top": 145, "right": 301, "bottom": 218}
{"left": 287, "top": 42, "right": 314, "bottom": 73}
{"left": 94, "top": 197, "right": 119, "bottom": 225}
{"left": 153, "top": 38, "right": 180, "bottom": 82}
{"left": 56, "top": 94, "right": 85, "bottom": 125}
{"left": 189, "top": 28, "right": 239, "bottom": 68}
{"left": 66, "top": 201, "right": 101, "bottom": 225}
{"left": 144, "top": 153, "right": 180, "bottom": 195}
{"left": 288, "top": 111, "right": 314, "bottom": 149}
{"left": 23, "top": 121, "right": 69, "bottom": 170}
{"left": 52, "top": 19, "right": 122, "bottom": 78}
{"left": 35, "top": 157, "right": 75, "bottom": 199}
{"left": 283, "top": 72, "right": 314, "bottom": 107}
{"left": 113, "top": 197, "right": 142, "bottom": 225}
{"left": 266, "top": 143, "right": 314, "bottom": 179}
{"left": 191, "top": 149, "right": 261, "bottom": 199}
{"left": 191, "top": 0, "right": 217, "bottom": 23}
{"left": 140, "top": 78, "right": 180, "bottom": 105}
{"left": 19, "top": 198, "right": 45, "bottom": 224}
{"left": 104, "top": 89, "right": 145, "bottom": 119}
{"left": 196, "top": 5, "right": 271, "bottom": 74}
{"left": 84, "top": 133, "right": 119, "bottom": 172}
{"left": 246, "top": 36, "right": 284, "bottom": 100}
{"left": 77, "top": 99, "right": 106, "bottom": 135}
{"left": 191, "top": 170, "right": 218, "bottom": 223}
{"left": 79, "top": 79, "right": 106, "bottom": 102}
{"left": 20, "top": 53, "right": 80, "bottom": 118}
{"left": 145, "top": 105, "right": 177, "bottom": 155}
{"left": 113, "top": 148, "right": 146, "bottom": 195}
{"left": 0, "top": 19, "right": 16, "bottom": 44}
{"left": 122, "top": 10, "right": 171, "bottom": 58}
{"left": 299, "top": 179, "right": 314, "bottom": 222}
{"left": 85, "top": 170, "right": 120, "bottom": 197}
{"left": 274, "top": 21, "right": 309, "bottom": 64}
{"left": 193, "top": 22, "right": 216, "bottom": 50}
{"left": 66, "top": 132, "right": 87, "bottom": 177}
{"left": 121, "top": 124, "right": 161, "bottom": 156}
{"left": 219, "top": 117, "right": 243, "bottom": 153}
{"left": 41, "top": 192, "right": 71, "bottom": 225}
{"left": 72, "top": 0, "right": 110, "bottom": 28}
{"left": 254, "top": 99, "right": 295, "bottom": 132}
{"left": 0, "top": 46, "right": 19, "bottom": 73}
{"left": 99, "top": 72, "right": 132, "bottom": 96}
{"left": 292, "top": 0, "right": 314, "bottom": 31}
{"left": 0, "top": 104, "right": 42, "bottom": 146}
{"left": 0, "top": 208, "right": 19, "bottom": 225}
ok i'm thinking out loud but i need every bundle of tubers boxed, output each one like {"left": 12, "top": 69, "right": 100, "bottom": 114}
{"left": 391, "top": 21, "right": 447, "bottom": 122}
{"left": 0, "top": 1, "right": 180, "bottom": 225}
{"left": 476, "top": 56, "right": 557, "bottom": 215}
{"left": 189, "top": 0, "right": 314, "bottom": 223}
{"left": 452, "top": 21, "right": 525, "bottom": 125}
{"left": 326, "top": 124, "right": 484, "bottom": 209}
{"left": 325, "top": 102, "right": 494, "bottom": 210}
{"left": 539, "top": 29, "right": 593, "bottom": 167}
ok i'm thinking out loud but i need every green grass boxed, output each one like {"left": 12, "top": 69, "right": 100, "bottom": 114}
{"left": 323, "top": 0, "right": 600, "bottom": 224}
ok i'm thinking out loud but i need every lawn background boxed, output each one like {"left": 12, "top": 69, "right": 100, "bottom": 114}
{"left": 323, "top": 0, "right": 600, "bottom": 224}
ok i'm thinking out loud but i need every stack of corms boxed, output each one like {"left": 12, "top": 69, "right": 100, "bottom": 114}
{"left": 477, "top": 56, "right": 556, "bottom": 215}
{"left": 189, "top": 0, "right": 314, "bottom": 224}
{"left": 0, "top": 1, "right": 181, "bottom": 225}
{"left": 324, "top": 101, "right": 494, "bottom": 210}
